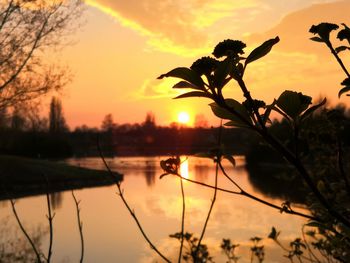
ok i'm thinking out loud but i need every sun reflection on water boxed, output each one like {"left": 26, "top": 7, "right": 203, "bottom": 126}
{"left": 180, "top": 157, "right": 189, "bottom": 179}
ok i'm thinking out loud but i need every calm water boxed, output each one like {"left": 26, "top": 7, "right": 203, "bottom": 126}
{"left": 0, "top": 156, "right": 308, "bottom": 262}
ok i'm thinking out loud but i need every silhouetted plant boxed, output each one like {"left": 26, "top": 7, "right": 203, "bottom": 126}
{"left": 157, "top": 22, "right": 350, "bottom": 262}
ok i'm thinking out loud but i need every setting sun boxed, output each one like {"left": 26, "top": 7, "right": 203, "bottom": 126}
{"left": 177, "top": 112, "right": 190, "bottom": 124}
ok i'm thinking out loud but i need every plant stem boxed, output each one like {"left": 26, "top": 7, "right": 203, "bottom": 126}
{"left": 326, "top": 41, "right": 350, "bottom": 78}
{"left": 175, "top": 173, "right": 318, "bottom": 221}
{"left": 72, "top": 191, "right": 84, "bottom": 263}
{"left": 45, "top": 192, "right": 54, "bottom": 263}
{"left": 178, "top": 175, "right": 185, "bottom": 263}
{"left": 97, "top": 140, "right": 171, "bottom": 263}
{"left": 194, "top": 161, "right": 219, "bottom": 260}
{"left": 10, "top": 199, "right": 42, "bottom": 263}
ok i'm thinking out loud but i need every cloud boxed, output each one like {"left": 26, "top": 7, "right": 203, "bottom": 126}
{"left": 134, "top": 78, "right": 182, "bottom": 100}
{"left": 246, "top": 0, "right": 350, "bottom": 54}
{"left": 85, "top": 0, "right": 260, "bottom": 56}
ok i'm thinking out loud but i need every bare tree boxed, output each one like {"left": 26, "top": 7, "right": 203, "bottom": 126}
{"left": 0, "top": 0, "right": 83, "bottom": 108}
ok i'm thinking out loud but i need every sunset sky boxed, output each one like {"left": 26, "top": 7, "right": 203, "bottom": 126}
{"left": 53, "top": 0, "right": 350, "bottom": 128}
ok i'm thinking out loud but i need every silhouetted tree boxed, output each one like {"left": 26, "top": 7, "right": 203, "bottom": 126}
{"left": 0, "top": 0, "right": 82, "bottom": 108}
{"left": 10, "top": 106, "right": 26, "bottom": 131}
{"left": 49, "top": 97, "right": 68, "bottom": 133}
{"left": 101, "top": 113, "right": 115, "bottom": 132}
{"left": 143, "top": 112, "right": 156, "bottom": 129}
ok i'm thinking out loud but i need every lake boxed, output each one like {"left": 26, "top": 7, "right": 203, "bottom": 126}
{"left": 0, "top": 156, "right": 308, "bottom": 262}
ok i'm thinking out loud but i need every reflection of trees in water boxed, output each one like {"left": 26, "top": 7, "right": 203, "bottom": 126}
{"left": 50, "top": 192, "right": 63, "bottom": 209}
{"left": 0, "top": 200, "right": 7, "bottom": 208}
{"left": 0, "top": 217, "right": 46, "bottom": 263}
{"left": 246, "top": 164, "right": 307, "bottom": 204}
{"left": 144, "top": 161, "right": 156, "bottom": 187}
{"left": 193, "top": 165, "right": 209, "bottom": 182}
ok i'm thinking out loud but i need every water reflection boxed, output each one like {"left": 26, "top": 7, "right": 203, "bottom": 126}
{"left": 0, "top": 156, "right": 309, "bottom": 263}
{"left": 180, "top": 157, "right": 189, "bottom": 179}
{"left": 0, "top": 217, "right": 47, "bottom": 263}
{"left": 144, "top": 160, "right": 156, "bottom": 187}
{"left": 50, "top": 192, "right": 63, "bottom": 209}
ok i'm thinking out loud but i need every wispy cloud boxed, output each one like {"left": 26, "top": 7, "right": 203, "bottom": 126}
{"left": 85, "top": 0, "right": 260, "bottom": 56}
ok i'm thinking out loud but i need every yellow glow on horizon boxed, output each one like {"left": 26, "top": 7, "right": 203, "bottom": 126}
{"left": 178, "top": 112, "right": 190, "bottom": 125}
{"left": 180, "top": 158, "right": 189, "bottom": 179}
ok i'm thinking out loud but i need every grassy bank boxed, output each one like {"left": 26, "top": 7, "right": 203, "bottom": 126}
{"left": 0, "top": 155, "right": 123, "bottom": 200}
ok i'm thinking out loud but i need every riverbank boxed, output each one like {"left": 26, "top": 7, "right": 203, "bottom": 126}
{"left": 0, "top": 155, "right": 123, "bottom": 200}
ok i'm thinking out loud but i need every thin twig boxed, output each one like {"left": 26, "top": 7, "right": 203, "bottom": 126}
{"left": 72, "top": 190, "right": 84, "bottom": 263}
{"left": 301, "top": 225, "right": 321, "bottom": 263}
{"left": 45, "top": 192, "right": 54, "bottom": 263}
{"left": 194, "top": 122, "right": 222, "bottom": 259}
{"left": 326, "top": 41, "right": 350, "bottom": 78}
{"left": 97, "top": 138, "right": 171, "bottom": 263}
{"left": 178, "top": 175, "right": 185, "bottom": 263}
{"left": 217, "top": 162, "right": 317, "bottom": 221}
{"left": 10, "top": 199, "right": 42, "bottom": 263}
{"left": 174, "top": 173, "right": 318, "bottom": 221}
{"left": 44, "top": 175, "right": 54, "bottom": 263}
{"left": 194, "top": 161, "right": 219, "bottom": 260}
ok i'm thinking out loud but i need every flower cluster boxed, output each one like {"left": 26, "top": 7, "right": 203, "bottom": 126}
{"left": 309, "top": 22, "right": 339, "bottom": 41}
{"left": 212, "top": 39, "right": 246, "bottom": 58}
{"left": 337, "top": 24, "right": 350, "bottom": 44}
{"left": 190, "top": 56, "right": 218, "bottom": 76}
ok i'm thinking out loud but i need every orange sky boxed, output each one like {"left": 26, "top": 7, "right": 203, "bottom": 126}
{"left": 48, "top": 0, "right": 350, "bottom": 128}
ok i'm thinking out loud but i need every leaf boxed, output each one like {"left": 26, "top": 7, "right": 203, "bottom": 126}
{"left": 305, "top": 221, "right": 324, "bottom": 228}
{"left": 300, "top": 98, "right": 327, "bottom": 121}
{"left": 213, "top": 58, "right": 233, "bottom": 88}
{"left": 174, "top": 91, "right": 213, "bottom": 100}
{"left": 210, "top": 102, "right": 235, "bottom": 120}
{"left": 268, "top": 227, "right": 280, "bottom": 240}
{"left": 335, "top": 45, "right": 350, "bottom": 54}
{"left": 310, "top": 36, "right": 324, "bottom": 43}
{"left": 224, "top": 120, "right": 250, "bottom": 128}
{"left": 210, "top": 99, "right": 252, "bottom": 127}
{"left": 245, "top": 37, "right": 280, "bottom": 66}
{"left": 338, "top": 86, "right": 350, "bottom": 98}
{"left": 276, "top": 90, "right": 312, "bottom": 119}
{"left": 158, "top": 67, "right": 205, "bottom": 90}
{"left": 173, "top": 81, "right": 201, "bottom": 90}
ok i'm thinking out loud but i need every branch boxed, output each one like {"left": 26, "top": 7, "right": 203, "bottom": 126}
{"left": 10, "top": 199, "right": 42, "bottom": 263}
{"left": 97, "top": 139, "right": 171, "bottom": 263}
{"left": 45, "top": 192, "right": 54, "bottom": 263}
{"left": 173, "top": 173, "right": 318, "bottom": 222}
{"left": 72, "top": 190, "right": 84, "bottom": 263}
{"left": 178, "top": 175, "right": 185, "bottom": 263}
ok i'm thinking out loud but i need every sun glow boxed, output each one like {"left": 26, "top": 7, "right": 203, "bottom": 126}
{"left": 177, "top": 112, "right": 190, "bottom": 125}
{"left": 180, "top": 157, "right": 189, "bottom": 179}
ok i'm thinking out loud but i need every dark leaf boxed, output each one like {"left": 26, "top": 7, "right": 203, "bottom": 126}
{"left": 245, "top": 37, "right": 280, "bottom": 66}
{"left": 338, "top": 86, "right": 350, "bottom": 98}
{"left": 210, "top": 99, "right": 252, "bottom": 127}
{"left": 276, "top": 90, "right": 312, "bottom": 119}
{"left": 175, "top": 91, "right": 213, "bottom": 100}
{"left": 173, "top": 81, "right": 201, "bottom": 90}
{"left": 335, "top": 46, "right": 350, "bottom": 54}
{"left": 300, "top": 98, "right": 327, "bottom": 121}
{"left": 158, "top": 67, "right": 205, "bottom": 90}
{"left": 310, "top": 36, "right": 324, "bottom": 43}
{"left": 214, "top": 58, "right": 233, "bottom": 88}
{"left": 268, "top": 227, "right": 280, "bottom": 240}
{"left": 337, "top": 23, "right": 350, "bottom": 44}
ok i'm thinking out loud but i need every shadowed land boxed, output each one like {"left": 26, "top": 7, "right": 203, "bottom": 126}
{"left": 0, "top": 155, "right": 123, "bottom": 201}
